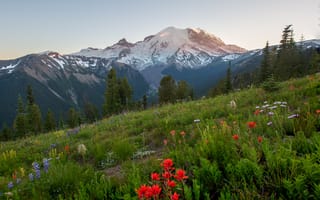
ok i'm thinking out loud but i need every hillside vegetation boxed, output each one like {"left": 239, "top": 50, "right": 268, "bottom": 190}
{"left": 1, "top": 74, "right": 320, "bottom": 199}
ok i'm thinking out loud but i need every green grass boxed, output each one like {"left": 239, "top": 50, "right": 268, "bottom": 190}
{"left": 1, "top": 74, "right": 320, "bottom": 199}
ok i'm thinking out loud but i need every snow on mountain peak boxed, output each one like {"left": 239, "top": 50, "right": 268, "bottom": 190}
{"left": 71, "top": 26, "right": 247, "bottom": 70}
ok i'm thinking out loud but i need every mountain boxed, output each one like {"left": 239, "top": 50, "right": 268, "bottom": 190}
{"left": 0, "top": 26, "right": 319, "bottom": 128}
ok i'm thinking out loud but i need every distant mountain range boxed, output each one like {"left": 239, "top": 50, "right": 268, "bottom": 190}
{"left": 0, "top": 26, "right": 319, "bottom": 127}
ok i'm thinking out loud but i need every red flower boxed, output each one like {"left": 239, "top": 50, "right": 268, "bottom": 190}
{"left": 254, "top": 109, "right": 260, "bottom": 115}
{"left": 247, "top": 121, "right": 257, "bottom": 129}
{"left": 151, "top": 172, "right": 160, "bottom": 181}
{"left": 180, "top": 131, "right": 186, "bottom": 137}
{"left": 151, "top": 184, "right": 161, "bottom": 197}
{"left": 162, "top": 171, "right": 171, "bottom": 179}
{"left": 12, "top": 173, "right": 17, "bottom": 180}
{"left": 167, "top": 180, "right": 176, "bottom": 188}
{"left": 232, "top": 134, "right": 239, "bottom": 141}
{"left": 171, "top": 192, "right": 179, "bottom": 200}
{"left": 137, "top": 185, "right": 150, "bottom": 199}
{"left": 258, "top": 136, "right": 263, "bottom": 143}
{"left": 170, "top": 130, "right": 176, "bottom": 136}
{"left": 64, "top": 145, "right": 70, "bottom": 153}
{"left": 162, "top": 159, "right": 174, "bottom": 171}
{"left": 175, "top": 169, "right": 188, "bottom": 181}
{"left": 316, "top": 109, "right": 320, "bottom": 114}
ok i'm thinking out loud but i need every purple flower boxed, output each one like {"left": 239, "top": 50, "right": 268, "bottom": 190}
{"left": 32, "top": 162, "right": 40, "bottom": 170}
{"left": 29, "top": 173, "right": 34, "bottom": 181}
{"left": 7, "top": 182, "right": 14, "bottom": 189}
{"left": 35, "top": 170, "right": 41, "bottom": 179}
{"left": 268, "top": 112, "right": 274, "bottom": 116}
{"left": 43, "top": 158, "right": 49, "bottom": 173}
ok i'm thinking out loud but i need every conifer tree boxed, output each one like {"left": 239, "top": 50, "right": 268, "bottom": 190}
{"left": 83, "top": 101, "right": 99, "bottom": 123}
{"left": 44, "top": 109, "right": 56, "bottom": 132}
{"left": 118, "top": 77, "right": 132, "bottom": 110}
{"left": 25, "top": 85, "right": 42, "bottom": 134}
{"left": 260, "top": 41, "right": 272, "bottom": 83}
{"left": 13, "top": 95, "right": 27, "bottom": 137}
{"left": 142, "top": 94, "right": 147, "bottom": 110}
{"left": 225, "top": 64, "right": 232, "bottom": 93}
{"left": 104, "top": 68, "right": 120, "bottom": 115}
{"left": 158, "top": 75, "right": 176, "bottom": 104}
{"left": 0, "top": 123, "right": 12, "bottom": 141}
{"left": 67, "top": 108, "right": 79, "bottom": 128}
{"left": 176, "top": 80, "right": 192, "bottom": 101}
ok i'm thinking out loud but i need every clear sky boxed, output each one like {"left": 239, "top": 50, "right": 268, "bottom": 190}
{"left": 0, "top": 0, "right": 318, "bottom": 59}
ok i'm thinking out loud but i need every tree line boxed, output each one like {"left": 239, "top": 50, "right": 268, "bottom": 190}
{"left": 209, "top": 25, "right": 320, "bottom": 96}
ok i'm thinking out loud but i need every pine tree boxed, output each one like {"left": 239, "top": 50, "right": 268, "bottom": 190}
{"left": 103, "top": 68, "right": 120, "bottom": 116}
{"left": 28, "top": 104, "right": 42, "bottom": 134}
{"left": 13, "top": 95, "right": 27, "bottom": 137}
{"left": 118, "top": 77, "right": 132, "bottom": 110}
{"left": 142, "top": 94, "right": 147, "bottom": 110}
{"left": 44, "top": 109, "right": 56, "bottom": 132}
{"left": 26, "top": 84, "right": 35, "bottom": 106}
{"left": 225, "top": 64, "right": 232, "bottom": 93}
{"left": 259, "top": 41, "right": 272, "bottom": 83}
{"left": 158, "top": 75, "right": 176, "bottom": 104}
{"left": 176, "top": 80, "right": 192, "bottom": 101}
{"left": 0, "top": 123, "right": 12, "bottom": 141}
{"left": 83, "top": 101, "right": 99, "bottom": 123}
{"left": 67, "top": 108, "right": 79, "bottom": 128}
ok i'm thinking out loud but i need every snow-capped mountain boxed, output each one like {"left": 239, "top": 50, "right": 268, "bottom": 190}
{"left": 73, "top": 27, "right": 246, "bottom": 70}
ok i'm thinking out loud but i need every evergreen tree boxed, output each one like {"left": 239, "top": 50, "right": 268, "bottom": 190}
{"left": 13, "top": 95, "right": 27, "bottom": 137}
{"left": 103, "top": 68, "right": 120, "bottom": 116}
{"left": 259, "top": 41, "right": 272, "bottom": 83}
{"left": 26, "top": 84, "right": 35, "bottom": 106}
{"left": 28, "top": 104, "right": 42, "bottom": 134}
{"left": 225, "top": 64, "right": 232, "bottom": 93}
{"left": 83, "top": 101, "right": 99, "bottom": 123}
{"left": 118, "top": 77, "right": 132, "bottom": 110}
{"left": 176, "top": 80, "right": 193, "bottom": 101}
{"left": 158, "top": 75, "right": 176, "bottom": 104}
{"left": 1, "top": 123, "right": 12, "bottom": 141}
{"left": 67, "top": 108, "right": 79, "bottom": 128}
{"left": 142, "top": 94, "right": 147, "bottom": 110}
{"left": 44, "top": 109, "right": 56, "bottom": 132}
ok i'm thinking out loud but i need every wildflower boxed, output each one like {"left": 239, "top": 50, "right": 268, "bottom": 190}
{"left": 316, "top": 109, "right": 320, "bottom": 114}
{"left": 267, "top": 121, "right": 273, "bottom": 126}
{"left": 268, "top": 106, "right": 277, "bottom": 110}
{"left": 194, "top": 119, "right": 200, "bottom": 123}
{"left": 137, "top": 185, "right": 151, "bottom": 199}
{"left": 19, "top": 167, "right": 25, "bottom": 177}
{"left": 163, "top": 139, "right": 168, "bottom": 146}
{"left": 64, "top": 145, "right": 70, "bottom": 153}
{"left": 12, "top": 172, "right": 17, "bottom": 180}
{"left": 167, "top": 180, "right": 176, "bottom": 188}
{"left": 43, "top": 158, "right": 49, "bottom": 173}
{"left": 171, "top": 192, "right": 179, "bottom": 200}
{"left": 180, "top": 131, "right": 186, "bottom": 137}
{"left": 32, "top": 162, "right": 40, "bottom": 170}
{"left": 268, "top": 112, "right": 274, "bottom": 116}
{"left": 4, "top": 192, "right": 13, "bottom": 197}
{"left": 162, "top": 171, "right": 171, "bottom": 179}
{"left": 288, "top": 114, "right": 299, "bottom": 119}
{"left": 77, "top": 144, "right": 87, "bottom": 156}
{"left": 29, "top": 173, "right": 34, "bottom": 181}
{"left": 35, "top": 170, "right": 41, "bottom": 179}
{"left": 280, "top": 104, "right": 287, "bottom": 108}
{"left": 232, "top": 134, "right": 239, "bottom": 141}
{"left": 170, "top": 130, "right": 176, "bottom": 136}
{"left": 7, "top": 182, "right": 13, "bottom": 189}
{"left": 50, "top": 143, "right": 57, "bottom": 149}
{"left": 16, "top": 178, "right": 21, "bottom": 184}
{"left": 151, "top": 172, "right": 160, "bottom": 181}
{"left": 175, "top": 169, "right": 188, "bottom": 181}
{"left": 162, "top": 159, "right": 174, "bottom": 171}
{"left": 229, "top": 100, "right": 237, "bottom": 109}
{"left": 247, "top": 121, "right": 256, "bottom": 129}
{"left": 254, "top": 110, "right": 260, "bottom": 115}
{"left": 255, "top": 106, "right": 260, "bottom": 109}
{"left": 258, "top": 136, "right": 263, "bottom": 143}
{"left": 151, "top": 184, "right": 161, "bottom": 197}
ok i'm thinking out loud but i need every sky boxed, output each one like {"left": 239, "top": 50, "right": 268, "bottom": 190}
{"left": 0, "top": 0, "right": 318, "bottom": 59}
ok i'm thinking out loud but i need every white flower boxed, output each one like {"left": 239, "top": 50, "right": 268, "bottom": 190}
{"left": 267, "top": 121, "right": 273, "bottom": 126}
{"left": 229, "top": 100, "right": 237, "bottom": 109}
{"left": 77, "top": 144, "right": 87, "bottom": 156}
{"left": 194, "top": 119, "right": 200, "bottom": 123}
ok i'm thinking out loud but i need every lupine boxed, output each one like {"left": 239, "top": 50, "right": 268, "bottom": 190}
{"left": 7, "top": 182, "right": 13, "bottom": 189}
{"left": 29, "top": 173, "right": 34, "bottom": 181}
{"left": 35, "top": 170, "right": 41, "bottom": 179}
{"left": 32, "top": 162, "right": 40, "bottom": 170}
{"left": 43, "top": 158, "right": 49, "bottom": 173}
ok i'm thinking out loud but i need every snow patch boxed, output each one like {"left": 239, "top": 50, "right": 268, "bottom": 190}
{"left": 222, "top": 54, "right": 240, "bottom": 62}
{"left": 0, "top": 61, "right": 20, "bottom": 71}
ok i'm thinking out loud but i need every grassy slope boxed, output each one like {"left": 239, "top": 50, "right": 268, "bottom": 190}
{"left": 1, "top": 74, "right": 320, "bottom": 199}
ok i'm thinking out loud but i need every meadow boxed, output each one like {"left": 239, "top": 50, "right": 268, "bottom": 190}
{"left": 1, "top": 74, "right": 320, "bottom": 199}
